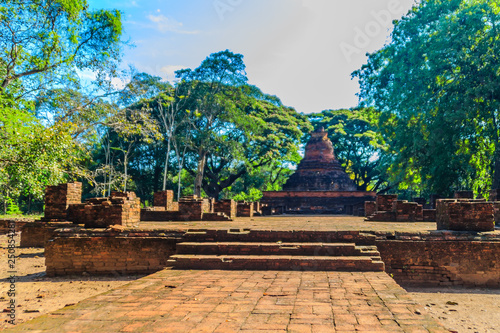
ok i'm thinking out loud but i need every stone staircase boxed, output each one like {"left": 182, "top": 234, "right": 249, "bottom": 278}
{"left": 169, "top": 229, "right": 385, "bottom": 272}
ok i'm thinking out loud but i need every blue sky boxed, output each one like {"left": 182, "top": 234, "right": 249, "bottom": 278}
{"left": 89, "top": 0, "right": 417, "bottom": 114}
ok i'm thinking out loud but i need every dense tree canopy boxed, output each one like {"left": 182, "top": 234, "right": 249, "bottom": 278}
{"left": 354, "top": 0, "right": 500, "bottom": 197}
{"left": 0, "top": 0, "right": 123, "bottom": 212}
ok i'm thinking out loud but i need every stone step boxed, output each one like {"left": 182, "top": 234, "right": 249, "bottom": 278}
{"left": 176, "top": 242, "right": 380, "bottom": 257}
{"left": 182, "top": 229, "right": 376, "bottom": 245}
{"left": 169, "top": 254, "right": 385, "bottom": 271}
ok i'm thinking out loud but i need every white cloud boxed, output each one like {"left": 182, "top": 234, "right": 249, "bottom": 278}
{"left": 111, "top": 77, "right": 127, "bottom": 90}
{"left": 160, "top": 65, "right": 187, "bottom": 82}
{"left": 147, "top": 14, "right": 200, "bottom": 35}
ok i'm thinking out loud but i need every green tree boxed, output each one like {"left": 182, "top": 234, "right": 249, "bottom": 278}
{"left": 0, "top": 0, "right": 123, "bottom": 209}
{"left": 175, "top": 50, "right": 248, "bottom": 197}
{"left": 309, "top": 108, "right": 387, "bottom": 191}
{"left": 0, "top": 0, "right": 122, "bottom": 95}
{"left": 353, "top": 0, "right": 500, "bottom": 197}
{"left": 194, "top": 87, "right": 310, "bottom": 199}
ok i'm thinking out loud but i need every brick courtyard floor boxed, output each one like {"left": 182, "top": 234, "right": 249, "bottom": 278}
{"left": 138, "top": 215, "right": 442, "bottom": 233}
{"left": 5, "top": 216, "right": 483, "bottom": 332}
{"left": 5, "top": 269, "right": 448, "bottom": 332}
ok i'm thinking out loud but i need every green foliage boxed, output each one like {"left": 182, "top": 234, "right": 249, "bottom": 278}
{"left": 175, "top": 50, "right": 312, "bottom": 199}
{"left": 0, "top": 0, "right": 123, "bottom": 95}
{"left": 354, "top": 0, "right": 500, "bottom": 197}
{"left": 0, "top": 0, "right": 124, "bottom": 207}
{"left": 232, "top": 188, "right": 263, "bottom": 202}
{"left": 5, "top": 197, "right": 21, "bottom": 215}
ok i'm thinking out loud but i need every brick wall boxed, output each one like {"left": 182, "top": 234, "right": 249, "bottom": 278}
{"left": 364, "top": 201, "right": 376, "bottom": 217}
{"left": 377, "top": 240, "right": 500, "bottom": 287}
{"left": 494, "top": 202, "right": 500, "bottom": 226}
{"left": 376, "top": 195, "right": 398, "bottom": 212}
{"left": 392, "top": 200, "right": 423, "bottom": 222}
{"left": 0, "top": 219, "right": 34, "bottom": 235}
{"left": 45, "top": 236, "right": 178, "bottom": 276}
{"left": 490, "top": 189, "right": 499, "bottom": 201}
{"left": 44, "top": 182, "right": 82, "bottom": 220}
{"left": 153, "top": 191, "right": 176, "bottom": 211}
{"left": 366, "top": 195, "right": 427, "bottom": 222}
{"left": 214, "top": 200, "right": 237, "bottom": 219}
{"left": 20, "top": 222, "right": 76, "bottom": 247}
{"left": 67, "top": 192, "right": 140, "bottom": 228}
{"left": 436, "top": 199, "right": 494, "bottom": 231}
{"left": 237, "top": 202, "right": 254, "bottom": 217}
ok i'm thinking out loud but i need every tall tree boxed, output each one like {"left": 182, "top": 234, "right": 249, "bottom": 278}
{"left": 0, "top": 0, "right": 123, "bottom": 209}
{"left": 193, "top": 87, "right": 311, "bottom": 199}
{"left": 175, "top": 50, "right": 248, "bottom": 197}
{"left": 353, "top": 0, "right": 500, "bottom": 197}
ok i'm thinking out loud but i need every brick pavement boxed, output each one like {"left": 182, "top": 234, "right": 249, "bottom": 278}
{"left": 5, "top": 269, "right": 448, "bottom": 333}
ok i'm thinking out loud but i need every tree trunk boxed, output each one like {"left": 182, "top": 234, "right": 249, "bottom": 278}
{"left": 492, "top": 144, "right": 500, "bottom": 190}
{"left": 194, "top": 149, "right": 207, "bottom": 197}
{"left": 177, "top": 146, "right": 187, "bottom": 200}
{"left": 123, "top": 151, "right": 129, "bottom": 193}
{"left": 162, "top": 138, "right": 171, "bottom": 191}
{"left": 491, "top": 107, "right": 500, "bottom": 190}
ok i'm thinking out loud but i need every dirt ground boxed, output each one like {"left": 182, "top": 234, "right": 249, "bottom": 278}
{"left": 1, "top": 233, "right": 499, "bottom": 332}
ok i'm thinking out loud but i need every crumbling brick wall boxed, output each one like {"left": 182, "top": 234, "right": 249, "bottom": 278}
{"left": 393, "top": 200, "right": 423, "bottom": 222}
{"left": 364, "top": 201, "right": 377, "bottom": 217}
{"left": 493, "top": 202, "right": 500, "bottom": 226}
{"left": 366, "top": 194, "right": 427, "bottom": 222}
{"left": 176, "top": 196, "right": 211, "bottom": 221}
{"left": 46, "top": 236, "right": 177, "bottom": 276}
{"left": 436, "top": 199, "right": 494, "bottom": 231}
{"left": 44, "top": 182, "right": 82, "bottom": 220}
{"left": 237, "top": 202, "right": 254, "bottom": 217}
{"left": 376, "top": 194, "right": 398, "bottom": 212}
{"left": 214, "top": 200, "right": 237, "bottom": 219}
{"left": 153, "top": 191, "right": 176, "bottom": 211}
{"left": 20, "top": 222, "right": 75, "bottom": 247}
{"left": 67, "top": 192, "right": 140, "bottom": 228}
{"left": 377, "top": 240, "right": 500, "bottom": 287}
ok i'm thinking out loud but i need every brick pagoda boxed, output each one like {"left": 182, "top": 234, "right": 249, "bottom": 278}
{"left": 261, "top": 128, "right": 375, "bottom": 214}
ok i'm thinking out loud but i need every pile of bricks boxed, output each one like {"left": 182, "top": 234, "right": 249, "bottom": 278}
{"left": 43, "top": 182, "right": 82, "bottom": 221}
{"left": 237, "top": 202, "right": 254, "bottom": 217}
{"left": 436, "top": 199, "right": 495, "bottom": 231}
{"left": 67, "top": 191, "right": 140, "bottom": 228}
{"left": 365, "top": 194, "right": 431, "bottom": 222}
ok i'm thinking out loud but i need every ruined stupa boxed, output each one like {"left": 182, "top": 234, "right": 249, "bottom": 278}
{"left": 261, "top": 128, "right": 375, "bottom": 215}
{"left": 283, "top": 127, "right": 357, "bottom": 192}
